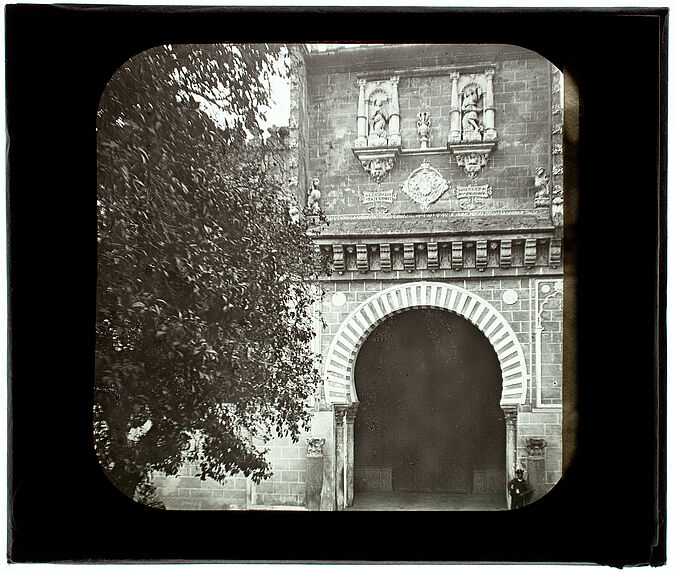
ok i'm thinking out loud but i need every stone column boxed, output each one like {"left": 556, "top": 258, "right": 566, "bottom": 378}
{"left": 504, "top": 408, "right": 518, "bottom": 507}
{"left": 305, "top": 438, "right": 325, "bottom": 511}
{"left": 334, "top": 405, "right": 346, "bottom": 510}
{"left": 483, "top": 69, "right": 497, "bottom": 141}
{"left": 526, "top": 438, "right": 548, "bottom": 503}
{"left": 344, "top": 403, "right": 359, "bottom": 507}
{"left": 388, "top": 77, "right": 401, "bottom": 147}
{"left": 356, "top": 79, "right": 368, "bottom": 147}
{"left": 448, "top": 72, "right": 461, "bottom": 143}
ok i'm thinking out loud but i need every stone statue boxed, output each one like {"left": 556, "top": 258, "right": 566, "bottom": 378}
{"left": 534, "top": 168, "right": 550, "bottom": 207}
{"left": 370, "top": 98, "right": 388, "bottom": 138}
{"left": 461, "top": 84, "right": 483, "bottom": 137}
{"left": 307, "top": 177, "right": 322, "bottom": 214}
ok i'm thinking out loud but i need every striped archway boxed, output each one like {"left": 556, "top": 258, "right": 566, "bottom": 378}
{"left": 323, "top": 281, "right": 528, "bottom": 409}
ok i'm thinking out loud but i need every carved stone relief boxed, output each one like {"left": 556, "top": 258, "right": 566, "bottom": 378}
{"left": 361, "top": 158, "right": 395, "bottom": 184}
{"left": 307, "top": 437, "right": 326, "bottom": 457}
{"left": 416, "top": 112, "right": 432, "bottom": 148}
{"left": 357, "top": 187, "right": 397, "bottom": 214}
{"left": 307, "top": 177, "right": 322, "bottom": 214}
{"left": 454, "top": 151, "right": 490, "bottom": 179}
{"left": 534, "top": 168, "right": 551, "bottom": 207}
{"left": 453, "top": 184, "right": 493, "bottom": 210}
{"left": 400, "top": 159, "right": 449, "bottom": 211}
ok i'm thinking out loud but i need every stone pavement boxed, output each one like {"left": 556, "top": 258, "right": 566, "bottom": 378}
{"left": 346, "top": 492, "right": 506, "bottom": 511}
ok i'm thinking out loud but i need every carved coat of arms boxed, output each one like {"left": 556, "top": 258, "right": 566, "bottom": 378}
{"left": 399, "top": 159, "right": 449, "bottom": 211}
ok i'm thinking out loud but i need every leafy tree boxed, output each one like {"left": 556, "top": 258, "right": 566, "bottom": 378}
{"left": 95, "top": 44, "right": 327, "bottom": 500}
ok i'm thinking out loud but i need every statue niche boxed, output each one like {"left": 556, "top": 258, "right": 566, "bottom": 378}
{"left": 448, "top": 70, "right": 497, "bottom": 179}
{"left": 352, "top": 78, "right": 402, "bottom": 183}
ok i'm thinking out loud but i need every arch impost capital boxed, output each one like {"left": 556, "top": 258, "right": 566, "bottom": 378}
{"left": 345, "top": 402, "right": 360, "bottom": 421}
{"left": 334, "top": 404, "right": 348, "bottom": 425}
{"left": 504, "top": 407, "right": 518, "bottom": 426}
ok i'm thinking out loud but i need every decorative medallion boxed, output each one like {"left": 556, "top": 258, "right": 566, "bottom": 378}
{"left": 399, "top": 160, "right": 449, "bottom": 211}
{"left": 453, "top": 184, "right": 493, "bottom": 210}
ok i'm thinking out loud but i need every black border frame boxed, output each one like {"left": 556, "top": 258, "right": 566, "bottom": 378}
{"left": 6, "top": 6, "right": 667, "bottom": 565}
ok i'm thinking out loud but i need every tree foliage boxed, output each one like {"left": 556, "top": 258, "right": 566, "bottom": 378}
{"left": 95, "top": 44, "right": 326, "bottom": 500}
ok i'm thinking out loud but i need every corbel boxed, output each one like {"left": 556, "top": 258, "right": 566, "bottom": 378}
{"left": 500, "top": 239, "right": 512, "bottom": 268}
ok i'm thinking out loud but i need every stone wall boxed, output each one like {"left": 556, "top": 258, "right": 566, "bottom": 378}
{"left": 304, "top": 45, "right": 553, "bottom": 217}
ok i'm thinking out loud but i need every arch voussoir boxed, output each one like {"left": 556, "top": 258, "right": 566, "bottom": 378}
{"left": 323, "top": 281, "right": 529, "bottom": 408}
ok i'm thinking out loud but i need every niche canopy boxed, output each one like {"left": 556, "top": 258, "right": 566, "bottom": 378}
{"left": 352, "top": 77, "right": 402, "bottom": 184}
{"left": 447, "top": 68, "right": 498, "bottom": 179}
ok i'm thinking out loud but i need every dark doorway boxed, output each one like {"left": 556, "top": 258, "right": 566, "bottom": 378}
{"left": 354, "top": 308, "right": 505, "bottom": 496}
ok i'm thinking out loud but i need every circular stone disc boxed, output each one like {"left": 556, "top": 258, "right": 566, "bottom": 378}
{"left": 502, "top": 289, "right": 519, "bottom": 305}
{"left": 332, "top": 292, "right": 347, "bottom": 307}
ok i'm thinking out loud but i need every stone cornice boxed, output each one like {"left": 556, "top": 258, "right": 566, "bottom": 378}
{"left": 314, "top": 235, "right": 562, "bottom": 275}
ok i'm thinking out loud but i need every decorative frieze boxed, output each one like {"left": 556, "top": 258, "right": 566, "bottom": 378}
{"left": 550, "top": 65, "right": 564, "bottom": 229}
{"left": 400, "top": 159, "right": 450, "bottom": 211}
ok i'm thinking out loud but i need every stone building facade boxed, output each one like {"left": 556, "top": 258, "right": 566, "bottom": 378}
{"left": 154, "top": 43, "right": 564, "bottom": 511}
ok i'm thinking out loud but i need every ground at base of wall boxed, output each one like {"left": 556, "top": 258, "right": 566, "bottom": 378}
{"left": 347, "top": 492, "right": 506, "bottom": 511}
